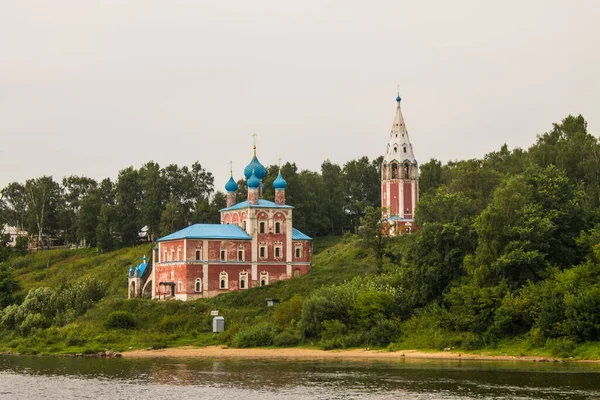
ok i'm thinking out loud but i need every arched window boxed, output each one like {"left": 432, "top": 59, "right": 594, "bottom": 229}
{"left": 259, "top": 246, "right": 267, "bottom": 259}
{"left": 239, "top": 271, "right": 248, "bottom": 290}
{"left": 404, "top": 163, "right": 410, "bottom": 179}
{"left": 275, "top": 221, "right": 281, "bottom": 234}
{"left": 238, "top": 249, "right": 244, "bottom": 261}
{"left": 195, "top": 248, "right": 201, "bottom": 261}
{"left": 403, "top": 146, "right": 407, "bottom": 153}
{"left": 242, "top": 221, "right": 246, "bottom": 230}
{"left": 391, "top": 163, "right": 398, "bottom": 179}
{"left": 295, "top": 247, "right": 301, "bottom": 258}
{"left": 195, "top": 278, "right": 202, "bottom": 292}
{"left": 177, "top": 279, "right": 182, "bottom": 292}
{"left": 259, "top": 221, "right": 266, "bottom": 234}
{"left": 220, "top": 271, "right": 228, "bottom": 289}
{"left": 260, "top": 271, "right": 269, "bottom": 286}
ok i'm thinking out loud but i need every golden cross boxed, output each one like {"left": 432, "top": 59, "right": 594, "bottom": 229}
{"left": 278, "top": 157, "right": 282, "bottom": 172}
{"left": 229, "top": 161, "right": 233, "bottom": 176}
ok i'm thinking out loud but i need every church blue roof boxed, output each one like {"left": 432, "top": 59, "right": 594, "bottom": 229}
{"left": 292, "top": 228, "right": 312, "bottom": 241}
{"left": 244, "top": 156, "right": 266, "bottom": 180}
{"left": 157, "top": 224, "right": 251, "bottom": 241}
{"left": 247, "top": 171, "right": 261, "bottom": 189}
{"left": 273, "top": 173, "right": 287, "bottom": 189}
{"left": 220, "top": 199, "right": 293, "bottom": 211}
{"left": 225, "top": 176, "right": 238, "bottom": 192}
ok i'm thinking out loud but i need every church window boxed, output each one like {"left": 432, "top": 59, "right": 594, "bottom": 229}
{"left": 238, "top": 249, "right": 244, "bottom": 261}
{"left": 163, "top": 250, "right": 167, "bottom": 262}
{"left": 220, "top": 249, "right": 226, "bottom": 261}
{"left": 220, "top": 271, "right": 228, "bottom": 289}
{"left": 239, "top": 271, "right": 248, "bottom": 290}
{"left": 195, "top": 278, "right": 202, "bottom": 292}
{"left": 170, "top": 250, "right": 174, "bottom": 261}
{"left": 275, "top": 222, "right": 281, "bottom": 234}
{"left": 177, "top": 279, "right": 182, "bottom": 292}
{"left": 195, "top": 249, "right": 201, "bottom": 261}
{"left": 259, "top": 222, "right": 265, "bottom": 234}
{"left": 403, "top": 146, "right": 407, "bottom": 153}
{"left": 404, "top": 163, "right": 410, "bottom": 179}
{"left": 295, "top": 247, "right": 301, "bottom": 258}
{"left": 260, "top": 271, "right": 269, "bottom": 286}
{"left": 406, "top": 227, "right": 412, "bottom": 233}
{"left": 394, "top": 146, "right": 398, "bottom": 153}
{"left": 242, "top": 221, "right": 246, "bottom": 230}
{"left": 391, "top": 163, "right": 398, "bottom": 179}
{"left": 260, "top": 246, "right": 267, "bottom": 259}
{"left": 275, "top": 247, "right": 281, "bottom": 258}
{"left": 177, "top": 249, "right": 181, "bottom": 261}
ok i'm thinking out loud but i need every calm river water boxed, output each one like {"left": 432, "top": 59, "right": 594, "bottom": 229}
{"left": 1, "top": 354, "right": 600, "bottom": 399}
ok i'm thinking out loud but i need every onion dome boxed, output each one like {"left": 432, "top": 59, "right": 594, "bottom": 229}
{"left": 244, "top": 156, "right": 266, "bottom": 180}
{"left": 273, "top": 173, "right": 287, "bottom": 190}
{"left": 225, "top": 176, "right": 238, "bottom": 192}
{"left": 247, "top": 171, "right": 261, "bottom": 189}
{"left": 396, "top": 94, "right": 401, "bottom": 102}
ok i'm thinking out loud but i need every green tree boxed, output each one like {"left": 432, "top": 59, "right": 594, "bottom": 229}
{"left": 24, "top": 176, "right": 61, "bottom": 248}
{"left": 115, "top": 167, "right": 142, "bottom": 246}
{"left": 139, "top": 161, "right": 167, "bottom": 240}
{"left": 0, "top": 264, "right": 20, "bottom": 308}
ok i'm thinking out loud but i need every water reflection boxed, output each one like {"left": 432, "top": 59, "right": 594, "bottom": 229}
{"left": 1, "top": 355, "right": 600, "bottom": 399}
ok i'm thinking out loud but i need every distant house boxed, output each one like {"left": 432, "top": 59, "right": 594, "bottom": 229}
{"left": 1, "top": 225, "right": 27, "bottom": 248}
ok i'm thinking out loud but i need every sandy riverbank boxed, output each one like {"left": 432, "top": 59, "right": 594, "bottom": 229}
{"left": 123, "top": 346, "right": 591, "bottom": 362}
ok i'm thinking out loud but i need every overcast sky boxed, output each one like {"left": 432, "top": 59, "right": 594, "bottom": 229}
{"left": 1, "top": 0, "right": 599, "bottom": 192}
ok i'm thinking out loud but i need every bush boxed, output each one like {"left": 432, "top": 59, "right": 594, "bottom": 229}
{"left": 368, "top": 319, "right": 400, "bottom": 347}
{"left": 104, "top": 311, "right": 136, "bottom": 329}
{"left": 231, "top": 323, "right": 277, "bottom": 348}
{"left": 273, "top": 295, "right": 303, "bottom": 328}
{"left": 273, "top": 331, "right": 301, "bottom": 347}
{"left": 547, "top": 337, "right": 577, "bottom": 358}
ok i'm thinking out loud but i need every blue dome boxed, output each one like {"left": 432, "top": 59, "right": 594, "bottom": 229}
{"left": 225, "top": 176, "right": 238, "bottom": 192}
{"left": 247, "top": 172, "right": 261, "bottom": 189}
{"left": 244, "top": 156, "right": 266, "bottom": 180}
{"left": 396, "top": 95, "right": 402, "bottom": 102}
{"left": 273, "top": 173, "right": 287, "bottom": 190}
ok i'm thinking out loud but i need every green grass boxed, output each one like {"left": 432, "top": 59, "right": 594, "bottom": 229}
{"left": 3, "top": 236, "right": 600, "bottom": 360}
{"left": 0, "top": 236, "right": 375, "bottom": 355}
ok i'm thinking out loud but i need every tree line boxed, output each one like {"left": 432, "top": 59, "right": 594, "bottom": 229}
{"left": 0, "top": 155, "right": 383, "bottom": 256}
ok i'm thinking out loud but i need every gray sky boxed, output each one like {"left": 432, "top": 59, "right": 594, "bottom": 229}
{"left": 1, "top": 0, "right": 599, "bottom": 192}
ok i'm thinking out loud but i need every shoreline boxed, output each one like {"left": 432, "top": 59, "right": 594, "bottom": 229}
{"left": 122, "top": 346, "right": 598, "bottom": 363}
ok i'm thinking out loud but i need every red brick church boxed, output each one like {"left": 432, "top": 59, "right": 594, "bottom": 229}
{"left": 128, "top": 144, "right": 312, "bottom": 300}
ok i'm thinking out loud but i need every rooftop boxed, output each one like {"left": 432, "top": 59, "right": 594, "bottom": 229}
{"left": 292, "top": 228, "right": 312, "bottom": 241}
{"left": 157, "top": 224, "right": 252, "bottom": 241}
{"left": 220, "top": 199, "right": 294, "bottom": 212}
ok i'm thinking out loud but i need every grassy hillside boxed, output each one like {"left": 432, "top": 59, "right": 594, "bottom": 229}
{"left": 0, "top": 236, "right": 376, "bottom": 355}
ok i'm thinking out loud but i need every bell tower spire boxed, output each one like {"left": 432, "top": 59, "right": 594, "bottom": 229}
{"left": 381, "top": 92, "right": 419, "bottom": 235}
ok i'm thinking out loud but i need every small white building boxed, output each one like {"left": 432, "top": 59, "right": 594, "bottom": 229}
{"left": 1, "top": 225, "right": 27, "bottom": 247}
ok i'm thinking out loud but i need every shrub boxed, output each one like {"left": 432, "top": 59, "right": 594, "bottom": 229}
{"left": 547, "top": 337, "right": 577, "bottom": 358}
{"left": 231, "top": 323, "right": 277, "bottom": 348}
{"left": 273, "top": 330, "right": 301, "bottom": 347}
{"left": 320, "top": 320, "right": 347, "bottom": 340}
{"left": 104, "top": 311, "right": 136, "bottom": 329}
{"left": 273, "top": 295, "right": 303, "bottom": 328}
{"left": 368, "top": 319, "right": 400, "bottom": 347}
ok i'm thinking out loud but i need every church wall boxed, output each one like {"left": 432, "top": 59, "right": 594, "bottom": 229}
{"left": 292, "top": 240, "right": 311, "bottom": 263}
{"left": 204, "top": 263, "right": 252, "bottom": 297}
{"left": 390, "top": 182, "right": 399, "bottom": 215}
{"left": 403, "top": 181, "right": 413, "bottom": 218}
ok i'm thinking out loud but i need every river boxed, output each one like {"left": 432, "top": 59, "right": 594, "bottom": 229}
{"left": 1, "top": 354, "right": 599, "bottom": 399}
